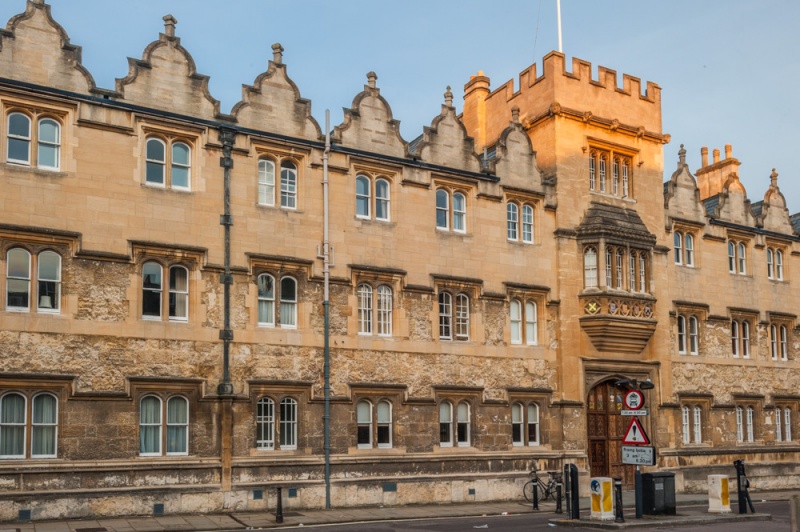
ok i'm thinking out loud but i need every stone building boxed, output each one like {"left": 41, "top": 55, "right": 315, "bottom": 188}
{"left": 1, "top": 0, "right": 799, "bottom": 521}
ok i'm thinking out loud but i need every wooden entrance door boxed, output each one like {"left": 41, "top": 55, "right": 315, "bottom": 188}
{"left": 587, "top": 381, "right": 635, "bottom": 488}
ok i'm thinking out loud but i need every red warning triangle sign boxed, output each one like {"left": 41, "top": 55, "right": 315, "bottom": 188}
{"left": 622, "top": 417, "right": 650, "bottom": 445}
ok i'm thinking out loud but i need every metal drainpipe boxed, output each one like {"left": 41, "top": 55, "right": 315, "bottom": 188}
{"left": 322, "top": 111, "right": 332, "bottom": 509}
{"left": 218, "top": 127, "right": 236, "bottom": 396}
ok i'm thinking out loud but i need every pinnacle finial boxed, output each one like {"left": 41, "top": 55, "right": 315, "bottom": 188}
{"left": 367, "top": 71, "right": 377, "bottom": 89}
{"left": 678, "top": 144, "right": 686, "bottom": 166}
{"left": 163, "top": 15, "right": 177, "bottom": 38}
{"left": 444, "top": 86, "right": 453, "bottom": 107}
{"left": 771, "top": 168, "right": 779, "bottom": 187}
{"left": 272, "top": 43, "right": 284, "bottom": 65}
{"left": 511, "top": 105, "right": 520, "bottom": 123}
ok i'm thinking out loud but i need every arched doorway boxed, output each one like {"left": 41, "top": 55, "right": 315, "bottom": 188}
{"left": 587, "top": 379, "right": 635, "bottom": 488}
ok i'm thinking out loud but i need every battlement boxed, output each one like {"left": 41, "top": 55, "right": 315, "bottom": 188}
{"left": 462, "top": 51, "right": 662, "bottom": 151}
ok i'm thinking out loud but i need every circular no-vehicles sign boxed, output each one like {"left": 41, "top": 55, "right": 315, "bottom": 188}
{"left": 624, "top": 390, "right": 645, "bottom": 410}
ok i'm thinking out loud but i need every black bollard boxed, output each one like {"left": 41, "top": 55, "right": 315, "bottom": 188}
{"left": 556, "top": 480, "right": 563, "bottom": 514}
{"left": 634, "top": 467, "right": 643, "bottom": 519}
{"left": 563, "top": 464, "right": 572, "bottom": 519}
{"left": 614, "top": 477, "right": 625, "bottom": 523}
{"left": 276, "top": 486, "right": 284, "bottom": 523}
{"left": 532, "top": 479, "right": 540, "bottom": 511}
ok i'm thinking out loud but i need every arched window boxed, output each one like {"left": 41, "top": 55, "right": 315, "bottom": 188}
{"left": 771, "top": 324, "right": 778, "bottom": 360}
{"left": 605, "top": 247, "right": 612, "bottom": 287}
{"left": 628, "top": 252, "right": 636, "bottom": 291}
{"left": 355, "top": 175, "right": 371, "bottom": 218}
{"left": 527, "top": 403, "right": 540, "bottom": 445}
{"left": 356, "top": 400, "right": 373, "bottom": 448}
{"left": 0, "top": 392, "right": 26, "bottom": 458}
{"left": 375, "top": 178, "right": 390, "bottom": 221}
{"left": 677, "top": 315, "right": 686, "bottom": 354}
{"left": 171, "top": 142, "right": 191, "bottom": 189}
{"left": 145, "top": 137, "right": 166, "bottom": 185}
{"left": 257, "top": 274, "right": 275, "bottom": 326}
{"left": 767, "top": 249, "right": 774, "bottom": 279}
{"left": 525, "top": 301, "right": 538, "bottom": 345}
{"left": 455, "top": 293, "right": 470, "bottom": 341}
{"left": 745, "top": 406, "right": 754, "bottom": 443}
{"left": 140, "top": 395, "right": 162, "bottom": 455}
{"left": 674, "top": 232, "right": 683, "bottom": 265}
{"left": 776, "top": 250, "right": 784, "bottom": 280}
{"left": 280, "top": 161, "right": 297, "bottom": 209}
{"left": 142, "top": 261, "right": 163, "bottom": 319}
{"left": 376, "top": 285, "right": 392, "bottom": 336}
{"left": 693, "top": 406, "right": 702, "bottom": 443}
{"left": 456, "top": 401, "right": 471, "bottom": 447}
{"left": 511, "top": 403, "right": 524, "bottom": 445}
{"left": 37, "top": 118, "right": 60, "bottom": 169}
{"left": 622, "top": 160, "right": 629, "bottom": 196}
{"left": 731, "top": 320, "right": 740, "bottom": 357}
{"left": 166, "top": 396, "right": 189, "bottom": 455}
{"left": 584, "top": 247, "right": 598, "bottom": 288}
{"left": 615, "top": 249, "right": 624, "bottom": 289}
{"left": 258, "top": 158, "right": 276, "bottom": 206}
{"left": 438, "top": 292, "right": 452, "bottom": 340}
{"left": 685, "top": 234, "right": 694, "bottom": 266}
{"left": 510, "top": 299, "right": 522, "bottom": 345}
{"left": 522, "top": 204, "right": 534, "bottom": 243}
{"left": 589, "top": 152, "right": 596, "bottom": 190}
{"left": 737, "top": 243, "right": 746, "bottom": 274}
{"left": 639, "top": 253, "right": 647, "bottom": 292}
{"left": 168, "top": 265, "right": 189, "bottom": 321}
{"left": 7, "top": 248, "right": 31, "bottom": 310}
{"left": 736, "top": 406, "right": 744, "bottom": 442}
{"left": 31, "top": 393, "right": 57, "bottom": 457}
{"left": 279, "top": 398, "right": 297, "bottom": 450}
{"left": 728, "top": 242, "right": 736, "bottom": 273}
{"left": 681, "top": 406, "right": 690, "bottom": 444}
{"left": 439, "top": 401, "right": 453, "bottom": 447}
{"left": 279, "top": 276, "right": 297, "bottom": 328}
{"left": 784, "top": 408, "right": 792, "bottom": 441}
{"left": 357, "top": 283, "right": 373, "bottom": 334}
{"left": 742, "top": 321, "right": 750, "bottom": 358}
{"left": 688, "top": 316, "right": 699, "bottom": 355}
{"left": 776, "top": 407, "right": 783, "bottom": 442}
{"left": 452, "top": 192, "right": 466, "bottom": 232}
{"left": 435, "top": 189, "right": 449, "bottom": 230}
{"left": 256, "top": 397, "right": 275, "bottom": 449}
{"left": 7, "top": 112, "right": 31, "bottom": 165}
{"left": 780, "top": 325, "right": 788, "bottom": 361}
{"left": 598, "top": 154, "right": 606, "bottom": 192}
{"left": 376, "top": 400, "right": 392, "bottom": 448}
{"left": 507, "top": 202, "right": 519, "bottom": 241}
{"left": 37, "top": 251, "right": 61, "bottom": 312}
{"left": 612, "top": 158, "right": 620, "bottom": 195}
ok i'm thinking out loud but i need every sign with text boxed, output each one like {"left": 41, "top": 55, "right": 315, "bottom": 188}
{"left": 622, "top": 445, "right": 656, "bottom": 466}
{"left": 621, "top": 409, "right": 649, "bottom": 416}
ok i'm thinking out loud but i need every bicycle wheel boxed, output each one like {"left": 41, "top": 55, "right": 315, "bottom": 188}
{"left": 523, "top": 480, "right": 535, "bottom": 502}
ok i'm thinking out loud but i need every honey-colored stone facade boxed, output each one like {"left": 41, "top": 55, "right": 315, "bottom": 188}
{"left": 0, "top": 0, "right": 798, "bottom": 521}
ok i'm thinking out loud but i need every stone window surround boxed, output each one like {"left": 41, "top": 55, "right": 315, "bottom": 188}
{"left": 3, "top": 98, "right": 70, "bottom": 172}
{"left": 253, "top": 143, "right": 307, "bottom": 210}
{"left": 140, "top": 122, "right": 201, "bottom": 192}
{"left": 248, "top": 382, "right": 311, "bottom": 454}
{"left": 134, "top": 242, "right": 203, "bottom": 324}
{"left": 586, "top": 138, "right": 636, "bottom": 198}
{"left": 0, "top": 380, "right": 66, "bottom": 460}
{"left": 132, "top": 379, "right": 200, "bottom": 458}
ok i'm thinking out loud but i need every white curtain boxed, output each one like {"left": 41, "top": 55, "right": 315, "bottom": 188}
{"left": 32, "top": 394, "right": 57, "bottom": 456}
{"left": 140, "top": 396, "right": 161, "bottom": 454}
{"left": 0, "top": 393, "right": 25, "bottom": 456}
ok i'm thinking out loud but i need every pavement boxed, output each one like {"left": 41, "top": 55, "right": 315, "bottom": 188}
{"left": 1, "top": 490, "right": 797, "bottom": 531}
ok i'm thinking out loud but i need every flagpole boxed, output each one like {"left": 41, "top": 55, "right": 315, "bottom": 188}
{"left": 557, "top": 0, "right": 563, "bottom": 53}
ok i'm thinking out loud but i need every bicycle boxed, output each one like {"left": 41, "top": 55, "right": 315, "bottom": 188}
{"left": 523, "top": 467, "right": 562, "bottom": 502}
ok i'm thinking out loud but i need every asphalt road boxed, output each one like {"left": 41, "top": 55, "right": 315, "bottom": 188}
{"left": 270, "top": 500, "right": 792, "bottom": 531}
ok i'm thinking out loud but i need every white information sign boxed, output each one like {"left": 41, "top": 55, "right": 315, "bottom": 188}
{"left": 622, "top": 445, "right": 656, "bottom": 466}
{"left": 621, "top": 409, "right": 649, "bottom": 416}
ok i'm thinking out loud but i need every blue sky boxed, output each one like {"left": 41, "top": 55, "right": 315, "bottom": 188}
{"left": 4, "top": 0, "right": 799, "bottom": 214}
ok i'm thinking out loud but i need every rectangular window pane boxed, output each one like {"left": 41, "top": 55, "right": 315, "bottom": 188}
{"left": 457, "top": 422, "right": 469, "bottom": 444}
{"left": 8, "top": 138, "right": 29, "bottom": 163}
{"left": 280, "top": 302, "right": 296, "bottom": 327}
{"left": 258, "top": 300, "right": 274, "bottom": 325}
{"left": 142, "top": 290, "right": 161, "bottom": 317}
{"left": 172, "top": 166, "right": 189, "bottom": 189}
{"left": 38, "top": 144, "right": 57, "bottom": 168}
{"left": 439, "top": 422, "right": 451, "bottom": 443}
{"left": 377, "top": 424, "right": 390, "bottom": 445}
{"left": 140, "top": 426, "right": 159, "bottom": 454}
{"left": 167, "top": 426, "right": 187, "bottom": 453}
{"left": 146, "top": 161, "right": 164, "bottom": 184}
{"left": 357, "top": 425, "right": 371, "bottom": 445}
{"left": 7, "top": 278, "right": 29, "bottom": 308}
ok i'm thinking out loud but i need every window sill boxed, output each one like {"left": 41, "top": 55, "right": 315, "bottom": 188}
{"left": 1, "top": 162, "right": 68, "bottom": 178}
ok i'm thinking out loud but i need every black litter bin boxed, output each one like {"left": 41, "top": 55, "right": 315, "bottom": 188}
{"left": 642, "top": 472, "right": 676, "bottom": 515}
